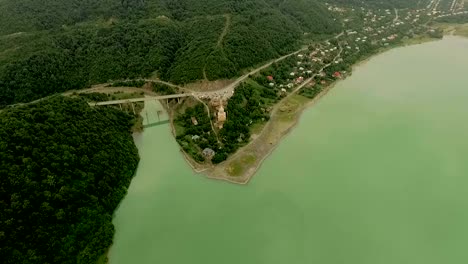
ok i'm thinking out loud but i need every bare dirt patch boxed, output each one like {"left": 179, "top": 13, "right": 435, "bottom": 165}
{"left": 183, "top": 79, "right": 234, "bottom": 92}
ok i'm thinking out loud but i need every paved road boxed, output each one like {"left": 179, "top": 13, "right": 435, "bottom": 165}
{"left": 195, "top": 31, "right": 344, "bottom": 100}
{"left": 90, "top": 93, "right": 192, "bottom": 106}
{"left": 4, "top": 32, "right": 345, "bottom": 109}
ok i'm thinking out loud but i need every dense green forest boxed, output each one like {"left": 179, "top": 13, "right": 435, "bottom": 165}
{"left": 0, "top": 0, "right": 341, "bottom": 107}
{"left": 0, "top": 96, "right": 139, "bottom": 263}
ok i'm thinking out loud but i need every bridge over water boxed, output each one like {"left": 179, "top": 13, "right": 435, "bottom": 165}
{"left": 88, "top": 93, "right": 193, "bottom": 106}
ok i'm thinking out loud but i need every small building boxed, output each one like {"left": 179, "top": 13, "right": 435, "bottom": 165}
{"left": 192, "top": 135, "right": 200, "bottom": 141}
{"left": 290, "top": 72, "right": 296, "bottom": 76}
{"left": 202, "top": 148, "right": 215, "bottom": 158}
{"left": 191, "top": 117, "right": 198, "bottom": 126}
{"left": 267, "top": 75, "right": 274, "bottom": 81}
{"left": 333, "top": 71, "right": 342, "bottom": 78}
{"left": 269, "top": 82, "right": 275, "bottom": 87}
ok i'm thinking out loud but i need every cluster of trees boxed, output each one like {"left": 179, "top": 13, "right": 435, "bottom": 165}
{"left": 174, "top": 103, "right": 218, "bottom": 162}
{"left": 0, "top": 96, "right": 139, "bottom": 263}
{"left": 174, "top": 81, "right": 279, "bottom": 164}
{"left": 152, "top": 83, "right": 177, "bottom": 95}
{"left": 0, "top": 0, "right": 342, "bottom": 107}
{"left": 214, "top": 82, "right": 274, "bottom": 163}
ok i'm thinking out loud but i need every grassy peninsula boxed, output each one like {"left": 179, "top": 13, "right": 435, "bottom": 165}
{"left": 172, "top": 2, "right": 464, "bottom": 183}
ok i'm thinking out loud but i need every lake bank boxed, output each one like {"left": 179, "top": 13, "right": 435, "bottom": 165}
{"left": 109, "top": 35, "right": 468, "bottom": 264}
{"left": 192, "top": 34, "right": 445, "bottom": 184}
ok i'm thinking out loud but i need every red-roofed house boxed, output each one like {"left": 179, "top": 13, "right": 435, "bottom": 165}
{"left": 267, "top": 76, "right": 274, "bottom": 81}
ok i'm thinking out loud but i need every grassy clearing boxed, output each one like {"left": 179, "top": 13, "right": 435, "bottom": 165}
{"left": 436, "top": 23, "right": 468, "bottom": 37}
{"left": 250, "top": 122, "right": 266, "bottom": 135}
{"left": 276, "top": 94, "right": 308, "bottom": 122}
{"left": 402, "top": 35, "right": 436, "bottom": 45}
{"left": 226, "top": 154, "right": 257, "bottom": 177}
{"left": 0, "top": 31, "right": 51, "bottom": 68}
{"left": 451, "top": 24, "right": 468, "bottom": 37}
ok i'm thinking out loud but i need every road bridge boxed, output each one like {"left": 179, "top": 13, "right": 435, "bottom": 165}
{"left": 89, "top": 93, "right": 193, "bottom": 106}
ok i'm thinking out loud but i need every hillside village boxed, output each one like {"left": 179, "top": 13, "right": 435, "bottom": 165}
{"left": 172, "top": 0, "right": 468, "bottom": 165}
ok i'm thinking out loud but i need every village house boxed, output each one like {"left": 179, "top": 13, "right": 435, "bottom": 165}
{"left": 296, "top": 76, "right": 304, "bottom": 84}
{"left": 202, "top": 148, "right": 215, "bottom": 158}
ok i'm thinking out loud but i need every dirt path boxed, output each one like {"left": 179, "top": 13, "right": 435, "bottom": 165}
{"left": 393, "top": 8, "right": 399, "bottom": 23}
{"left": 203, "top": 66, "right": 208, "bottom": 80}
{"left": 202, "top": 14, "right": 231, "bottom": 81}
{"left": 217, "top": 14, "right": 231, "bottom": 47}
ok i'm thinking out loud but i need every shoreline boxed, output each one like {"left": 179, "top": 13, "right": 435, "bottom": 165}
{"left": 183, "top": 35, "right": 445, "bottom": 185}
{"left": 201, "top": 80, "right": 339, "bottom": 185}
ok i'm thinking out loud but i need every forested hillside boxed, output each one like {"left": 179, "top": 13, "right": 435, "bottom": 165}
{"left": 0, "top": 96, "right": 139, "bottom": 263}
{"left": 0, "top": 0, "right": 340, "bottom": 106}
